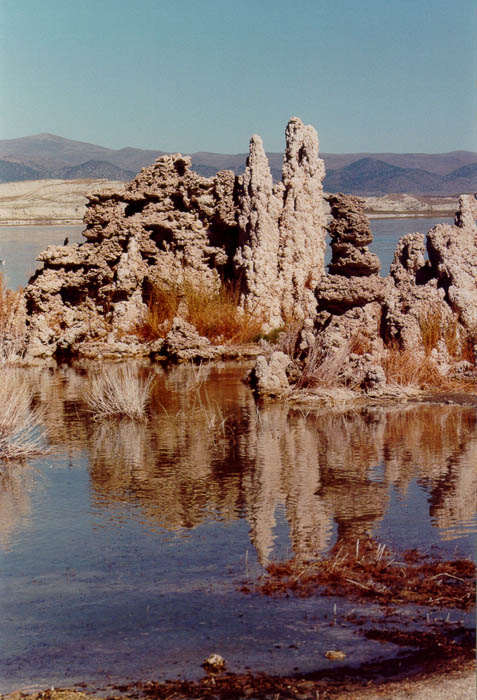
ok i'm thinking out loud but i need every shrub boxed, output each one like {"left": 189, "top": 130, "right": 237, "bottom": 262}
{"left": 418, "top": 305, "right": 442, "bottom": 356}
{"left": 184, "top": 280, "right": 263, "bottom": 344}
{"left": 83, "top": 365, "right": 153, "bottom": 421}
{"left": 296, "top": 340, "right": 352, "bottom": 389}
{"left": 0, "top": 370, "right": 48, "bottom": 460}
{"left": 0, "top": 273, "right": 26, "bottom": 364}
{"left": 134, "top": 278, "right": 263, "bottom": 345}
{"left": 134, "top": 281, "right": 180, "bottom": 341}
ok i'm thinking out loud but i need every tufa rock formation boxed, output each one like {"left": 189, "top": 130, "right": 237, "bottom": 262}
{"left": 24, "top": 117, "right": 328, "bottom": 359}
{"left": 21, "top": 118, "right": 477, "bottom": 394}
{"left": 327, "top": 193, "right": 381, "bottom": 277}
{"left": 236, "top": 117, "right": 327, "bottom": 326}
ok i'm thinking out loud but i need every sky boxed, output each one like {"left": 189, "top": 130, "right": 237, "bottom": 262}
{"left": 0, "top": 0, "right": 476, "bottom": 154}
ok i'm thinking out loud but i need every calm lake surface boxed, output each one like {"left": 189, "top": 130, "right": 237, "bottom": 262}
{"left": 0, "top": 218, "right": 453, "bottom": 289}
{"left": 1, "top": 364, "right": 476, "bottom": 692}
{"left": 0, "top": 217, "right": 475, "bottom": 692}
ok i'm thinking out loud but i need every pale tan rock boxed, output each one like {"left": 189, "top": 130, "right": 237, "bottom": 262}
{"left": 315, "top": 275, "right": 388, "bottom": 313}
{"left": 384, "top": 194, "right": 477, "bottom": 359}
{"left": 235, "top": 134, "right": 282, "bottom": 326}
{"left": 249, "top": 351, "right": 292, "bottom": 398}
{"left": 236, "top": 117, "right": 328, "bottom": 326}
{"left": 277, "top": 117, "right": 327, "bottom": 319}
{"left": 161, "top": 317, "right": 218, "bottom": 363}
{"left": 327, "top": 194, "right": 381, "bottom": 276}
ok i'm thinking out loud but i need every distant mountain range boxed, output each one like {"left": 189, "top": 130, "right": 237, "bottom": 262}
{"left": 1, "top": 133, "right": 476, "bottom": 196}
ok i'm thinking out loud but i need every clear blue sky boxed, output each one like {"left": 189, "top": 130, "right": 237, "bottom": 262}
{"left": 1, "top": 0, "right": 476, "bottom": 154}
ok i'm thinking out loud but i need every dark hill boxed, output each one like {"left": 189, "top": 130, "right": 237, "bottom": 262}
{"left": 323, "top": 158, "right": 476, "bottom": 195}
{"left": 445, "top": 163, "right": 477, "bottom": 179}
{"left": 0, "top": 160, "right": 44, "bottom": 183}
{"left": 53, "top": 160, "right": 137, "bottom": 181}
{"left": 0, "top": 133, "right": 476, "bottom": 195}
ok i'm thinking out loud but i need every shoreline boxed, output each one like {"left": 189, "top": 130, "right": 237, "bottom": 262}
{"left": 0, "top": 212, "right": 455, "bottom": 226}
{"left": 3, "top": 659, "right": 475, "bottom": 700}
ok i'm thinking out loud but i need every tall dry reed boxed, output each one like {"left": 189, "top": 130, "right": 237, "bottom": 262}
{"left": 134, "top": 279, "right": 263, "bottom": 344}
{"left": 0, "top": 273, "right": 26, "bottom": 364}
{"left": 296, "top": 340, "right": 352, "bottom": 389}
{"left": 83, "top": 365, "right": 153, "bottom": 420}
{"left": 0, "top": 370, "right": 48, "bottom": 459}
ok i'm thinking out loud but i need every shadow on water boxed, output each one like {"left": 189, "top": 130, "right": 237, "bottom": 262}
{"left": 0, "top": 362, "right": 475, "bottom": 691}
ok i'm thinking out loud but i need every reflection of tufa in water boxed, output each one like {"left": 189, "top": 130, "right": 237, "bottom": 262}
{"left": 12, "top": 364, "right": 476, "bottom": 566}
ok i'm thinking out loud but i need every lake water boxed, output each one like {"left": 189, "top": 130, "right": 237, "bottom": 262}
{"left": 0, "top": 363, "right": 475, "bottom": 692}
{"left": 0, "top": 218, "right": 453, "bottom": 290}
{"left": 0, "top": 216, "right": 475, "bottom": 692}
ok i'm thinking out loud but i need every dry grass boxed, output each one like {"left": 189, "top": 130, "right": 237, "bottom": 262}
{"left": 0, "top": 370, "right": 48, "bottom": 460}
{"left": 248, "top": 540, "right": 475, "bottom": 610}
{"left": 382, "top": 341, "right": 475, "bottom": 390}
{"left": 276, "top": 319, "right": 302, "bottom": 356}
{"left": 418, "top": 306, "right": 476, "bottom": 364}
{"left": 382, "top": 343, "right": 440, "bottom": 387}
{"left": 135, "top": 279, "right": 263, "bottom": 344}
{"left": 83, "top": 365, "right": 153, "bottom": 421}
{"left": 0, "top": 272, "right": 26, "bottom": 364}
{"left": 296, "top": 340, "right": 351, "bottom": 389}
{"left": 184, "top": 280, "right": 263, "bottom": 344}
{"left": 461, "top": 327, "right": 477, "bottom": 364}
{"left": 134, "top": 281, "right": 180, "bottom": 341}
{"left": 419, "top": 305, "right": 442, "bottom": 356}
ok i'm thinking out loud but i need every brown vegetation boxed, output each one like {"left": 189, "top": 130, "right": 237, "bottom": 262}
{"left": 419, "top": 305, "right": 476, "bottom": 364}
{"left": 0, "top": 369, "right": 48, "bottom": 459}
{"left": 83, "top": 365, "right": 153, "bottom": 421}
{"left": 243, "top": 540, "right": 475, "bottom": 610}
{"left": 296, "top": 341, "right": 353, "bottom": 389}
{"left": 135, "top": 279, "right": 263, "bottom": 345}
{"left": 0, "top": 272, "right": 26, "bottom": 364}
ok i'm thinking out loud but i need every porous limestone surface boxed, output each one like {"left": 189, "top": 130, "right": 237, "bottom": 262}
{"left": 18, "top": 119, "right": 477, "bottom": 393}
{"left": 23, "top": 118, "right": 329, "bottom": 359}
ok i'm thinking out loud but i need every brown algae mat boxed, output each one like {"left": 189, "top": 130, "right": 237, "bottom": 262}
{"left": 241, "top": 539, "right": 475, "bottom": 610}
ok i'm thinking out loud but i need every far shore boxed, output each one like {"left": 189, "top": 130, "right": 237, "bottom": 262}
{"left": 0, "top": 211, "right": 456, "bottom": 226}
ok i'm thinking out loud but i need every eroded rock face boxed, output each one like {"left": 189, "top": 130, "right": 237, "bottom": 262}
{"left": 248, "top": 351, "right": 292, "bottom": 398}
{"left": 24, "top": 118, "right": 328, "bottom": 358}
{"left": 21, "top": 118, "right": 477, "bottom": 387}
{"left": 257, "top": 191, "right": 477, "bottom": 397}
{"left": 235, "top": 118, "right": 327, "bottom": 326}
{"left": 383, "top": 194, "right": 477, "bottom": 366}
{"left": 24, "top": 154, "right": 240, "bottom": 359}
{"left": 327, "top": 194, "right": 381, "bottom": 277}
{"left": 234, "top": 135, "right": 282, "bottom": 325}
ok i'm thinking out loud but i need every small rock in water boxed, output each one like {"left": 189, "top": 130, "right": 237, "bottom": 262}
{"left": 203, "top": 653, "right": 225, "bottom": 670}
{"left": 325, "top": 649, "right": 346, "bottom": 660}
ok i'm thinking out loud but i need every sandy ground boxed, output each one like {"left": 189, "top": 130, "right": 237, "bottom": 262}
{"left": 0, "top": 182, "right": 457, "bottom": 225}
{"left": 3, "top": 663, "right": 476, "bottom": 700}
{"left": 345, "top": 665, "right": 476, "bottom": 699}
{"left": 0, "top": 179, "right": 123, "bottom": 225}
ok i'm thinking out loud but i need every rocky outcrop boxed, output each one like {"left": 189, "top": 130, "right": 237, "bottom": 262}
{"left": 24, "top": 153, "right": 241, "bottom": 359}
{"left": 258, "top": 192, "right": 477, "bottom": 397}
{"left": 159, "top": 317, "right": 218, "bottom": 364}
{"left": 247, "top": 351, "right": 292, "bottom": 398}
{"left": 20, "top": 118, "right": 477, "bottom": 390}
{"left": 327, "top": 193, "right": 380, "bottom": 276}
{"left": 382, "top": 193, "right": 477, "bottom": 369}
{"left": 235, "top": 118, "right": 327, "bottom": 326}
{"left": 24, "top": 118, "right": 328, "bottom": 359}
{"left": 234, "top": 135, "right": 282, "bottom": 325}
